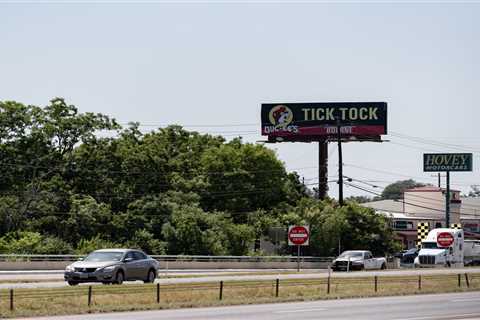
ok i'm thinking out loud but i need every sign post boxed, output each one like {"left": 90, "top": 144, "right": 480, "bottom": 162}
{"left": 423, "top": 153, "right": 473, "bottom": 227}
{"left": 288, "top": 225, "right": 310, "bottom": 272}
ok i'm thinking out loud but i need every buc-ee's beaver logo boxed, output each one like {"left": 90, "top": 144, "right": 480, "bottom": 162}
{"left": 269, "top": 105, "right": 293, "bottom": 127}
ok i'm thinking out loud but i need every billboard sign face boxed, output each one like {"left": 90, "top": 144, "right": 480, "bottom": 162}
{"left": 261, "top": 102, "right": 387, "bottom": 142}
{"left": 423, "top": 153, "right": 473, "bottom": 172}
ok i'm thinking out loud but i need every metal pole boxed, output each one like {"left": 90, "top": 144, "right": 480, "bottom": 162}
{"left": 88, "top": 286, "right": 92, "bottom": 307}
{"left": 297, "top": 245, "right": 301, "bottom": 272}
{"left": 275, "top": 279, "right": 279, "bottom": 297}
{"left": 219, "top": 281, "right": 223, "bottom": 300}
{"left": 374, "top": 276, "right": 378, "bottom": 292}
{"left": 9, "top": 289, "right": 13, "bottom": 311}
{"left": 446, "top": 171, "right": 450, "bottom": 227}
{"left": 418, "top": 275, "right": 422, "bottom": 290}
{"left": 438, "top": 173, "right": 441, "bottom": 188}
{"left": 327, "top": 275, "right": 331, "bottom": 294}
{"left": 318, "top": 140, "right": 329, "bottom": 200}
{"left": 337, "top": 122, "right": 343, "bottom": 206}
{"left": 157, "top": 283, "right": 160, "bottom": 303}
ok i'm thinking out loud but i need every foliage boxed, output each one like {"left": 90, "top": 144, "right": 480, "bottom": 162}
{"left": 0, "top": 231, "right": 74, "bottom": 254}
{"left": 380, "top": 179, "right": 426, "bottom": 200}
{"left": 0, "top": 98, "right": 399, "bottom": 256}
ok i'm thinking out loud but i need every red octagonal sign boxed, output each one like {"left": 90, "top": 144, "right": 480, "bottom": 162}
{"left": 288, "top": 226, "right": 310, "bottom": 246}
{"left": 437, "top": 232, "right": 454, "bottom": 248}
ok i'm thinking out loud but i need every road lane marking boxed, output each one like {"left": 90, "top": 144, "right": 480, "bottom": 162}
{"left": 274, "top": 308, "right": 327, "bottom": 314}
{"left": 451, "top": 298, "right": 480, "bottom": 302}
{"left": 395, "top": 313, "right": 480, "bottom": 320}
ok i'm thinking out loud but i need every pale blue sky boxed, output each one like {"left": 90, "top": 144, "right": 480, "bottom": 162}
{"left": 1, "top": 1, "right": 479, "bottom": 198}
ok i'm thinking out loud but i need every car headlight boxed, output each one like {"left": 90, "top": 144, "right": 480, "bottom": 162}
{"left": 65, "top": 265, "right": 75, "bottom": 272}
{"left": 101, "top": 265, "right": 116, "bottom": 272}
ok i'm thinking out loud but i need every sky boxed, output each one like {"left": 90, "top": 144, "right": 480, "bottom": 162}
{"left": 1, "top": 1, "right": 480, "bottom": 199}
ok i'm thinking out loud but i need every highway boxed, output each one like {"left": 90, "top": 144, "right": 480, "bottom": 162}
{"left": 2, "top": 267, "right": 480, "bottom": 289}
{"left": 17, "top": 291, "right": 480, "bottom": 320}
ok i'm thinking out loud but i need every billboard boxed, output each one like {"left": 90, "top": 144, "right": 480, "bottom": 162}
{"left": 423, "top": 153, "right": 473, "bottom": 172}
{"left": 261, "top": 102, "right": 387, "bottom": 142}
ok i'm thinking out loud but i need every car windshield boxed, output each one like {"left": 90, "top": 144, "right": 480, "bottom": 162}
{"left": 422, "top": 242, "right": 443, "bottom": 249}
{"left": 84, "top": 252, "right": 124, "bottom": 262}
{"left": 339, "top": 251, "right": 363, "bottom": 258}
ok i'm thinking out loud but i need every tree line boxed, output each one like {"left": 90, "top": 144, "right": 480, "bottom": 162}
{"left": 0, "top": 98, "right": 400, "bottom": 256}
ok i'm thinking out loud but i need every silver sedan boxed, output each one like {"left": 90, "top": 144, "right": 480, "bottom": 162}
{"left": 64, "top": 249, "right": 159, "bottom": 286}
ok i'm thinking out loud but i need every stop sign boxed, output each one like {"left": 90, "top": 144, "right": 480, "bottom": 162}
{"left": 288, "top": 226, "right": 310, "bottom": 246}
{"left": 437, "top": 232, "right": 454, "bottom": 247}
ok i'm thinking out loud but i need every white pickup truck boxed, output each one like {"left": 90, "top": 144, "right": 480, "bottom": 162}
{"left": 331, "top": 250, "right": 387, "bottom": 271}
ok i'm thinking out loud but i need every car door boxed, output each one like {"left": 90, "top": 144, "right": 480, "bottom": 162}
{"left": 123, "top": 251, "right": 138, "bottom": 280}
{"left": 364, "top": 252, "right": 374, "bottom": 269}
{"left": 133, "top": 251, "right": 149, "bottom": 279}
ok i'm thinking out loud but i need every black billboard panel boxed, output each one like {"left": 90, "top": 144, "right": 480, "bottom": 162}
{"left": 261, "top": 102, "right": 387, "bottom": 142}
{"left": 423, "top": 153, "right": 473, "bottom": 172}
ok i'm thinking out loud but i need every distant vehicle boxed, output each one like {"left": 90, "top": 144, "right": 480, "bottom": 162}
{"left": 414, "top": 228, "right": 480, "bottom": 268}
{"left": 400, "top": 248, "right": 419, "bottom": 264}
{"left": 64, "top": 249, "right": 159, "bottom": 286}
{"left": 331, "top": 250, "right": 387, "bottom": 271}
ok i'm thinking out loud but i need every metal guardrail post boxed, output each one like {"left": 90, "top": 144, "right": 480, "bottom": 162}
{"left": 88, "top": 286, "right": 92, "bottom": 307}
{"left": 458, "top": 274, "right": 461, "bottom": 288}
{"left": 465, "top": 274, "right": 470, "bottom": 288}
{"left": 219, "top": 281, "right": 223, "bottom": 300}
{"left": 157, "top": 283, "right": 160, "bottom": 303}
{"left": 418, "top": 275, "right": 422, "bottom": 291}
{"left": 327, "top": 276, "right": 331, "bottom": 294}
{"left": 10, "top": 289, "right": 14, "bottom": 311}
{"left": 275, "top": 279, "right": 279, "bottom": 297}
{"left": 374, "top": 276, "right": 378, "bottom": 293}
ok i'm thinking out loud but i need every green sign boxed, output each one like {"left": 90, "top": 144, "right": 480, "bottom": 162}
{"left": 423, "top": 153, "right": 473, "bottom": 172}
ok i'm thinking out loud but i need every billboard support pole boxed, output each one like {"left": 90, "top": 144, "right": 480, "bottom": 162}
{"left": 318, "top": 140, "right": 328, "bottom": 200}
{"left": 446, "top": 170, "right": 450, "bottom": 227}
{"left": 337, "top": 122, "right": 344, "bottom": 206}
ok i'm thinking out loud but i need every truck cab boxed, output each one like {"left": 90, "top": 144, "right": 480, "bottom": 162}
{"left": 414, "top": 228, "right": 464, "bottom": 268}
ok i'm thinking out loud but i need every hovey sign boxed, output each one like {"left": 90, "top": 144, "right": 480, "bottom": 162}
{"left": 423, "top": 153, "right": 473, "bottom": 172}
{"left": 261, "top": 102, "right": 387, "bottom": 142}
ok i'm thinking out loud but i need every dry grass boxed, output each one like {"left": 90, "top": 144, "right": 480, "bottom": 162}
{"left": 1, "top": 273, "right": 479, "bottom": 318}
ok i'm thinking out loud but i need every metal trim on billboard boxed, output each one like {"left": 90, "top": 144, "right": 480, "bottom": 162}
{"left": 423, "top": 153, "right": 473, "bottom": 172}
{"left": 261, "top": 102, "right": 387, "bottom": 142}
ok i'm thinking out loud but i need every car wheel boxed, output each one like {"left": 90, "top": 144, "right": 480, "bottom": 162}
{"left": 67, "top": 281, "right": 79, "bottom": 286}
{"left": 144, "top": 269, "right": 156, "bottom": 283}
{"left": 102, "top": 281, "right": 111, "bottom": 285}
{"left": 114, "top": 271, "right": 124, "bottom": 285}
{"left": 381, "top": 263, "right": 387, "bottom": 270}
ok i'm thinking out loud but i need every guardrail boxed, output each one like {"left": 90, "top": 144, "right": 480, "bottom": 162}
{"left": 0, "top": 273, "right": 477, "bottom": 316}
{"left": 0, "top": 255, "right": 335, "bottom": 271}
{"left": 0, "top": 254, "right": 334, "bottom": 263}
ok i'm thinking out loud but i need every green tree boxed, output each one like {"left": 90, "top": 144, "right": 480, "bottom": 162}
{"left": 380, "top": 179, "right": 426, "bottom": 200}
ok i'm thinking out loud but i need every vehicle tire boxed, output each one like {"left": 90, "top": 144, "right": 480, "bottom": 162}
{"left": 144, "top": 269, "right": 156, "bottom": 283}
{"left": 381, "top": 263, "right": 387, "bottom": 270}
{"left": 446, "top": 262, "right": 451, "bottom": 268}
{"left": 102, "top": 282, "right": 111, "bottom": 285}
{"left": 67, "top": 281, "right": 79, "bottom": 286}
{"left": 114, "top": 270, "right": 124, "bottom": 285}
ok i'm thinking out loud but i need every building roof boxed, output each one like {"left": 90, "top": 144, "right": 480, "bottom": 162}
{"left": 362, "top": 199, "right": 403, "bottom": 212}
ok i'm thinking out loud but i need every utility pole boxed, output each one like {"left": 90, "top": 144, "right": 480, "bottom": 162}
{"left": 337, "top": 121, "right": 344, "bottom": 206}
{"left": 318, "top": 140, "right": 328, "bottom": 200}
{"left": 446, "top": 171, "right": 450, "bottom": 227}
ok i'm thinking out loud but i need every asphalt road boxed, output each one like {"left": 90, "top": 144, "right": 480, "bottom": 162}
{"left": 17, "top": 291, "right": 480, "bottom": 320}
{"left": 2, "top": 267, "right": 480, "bottom": 289}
